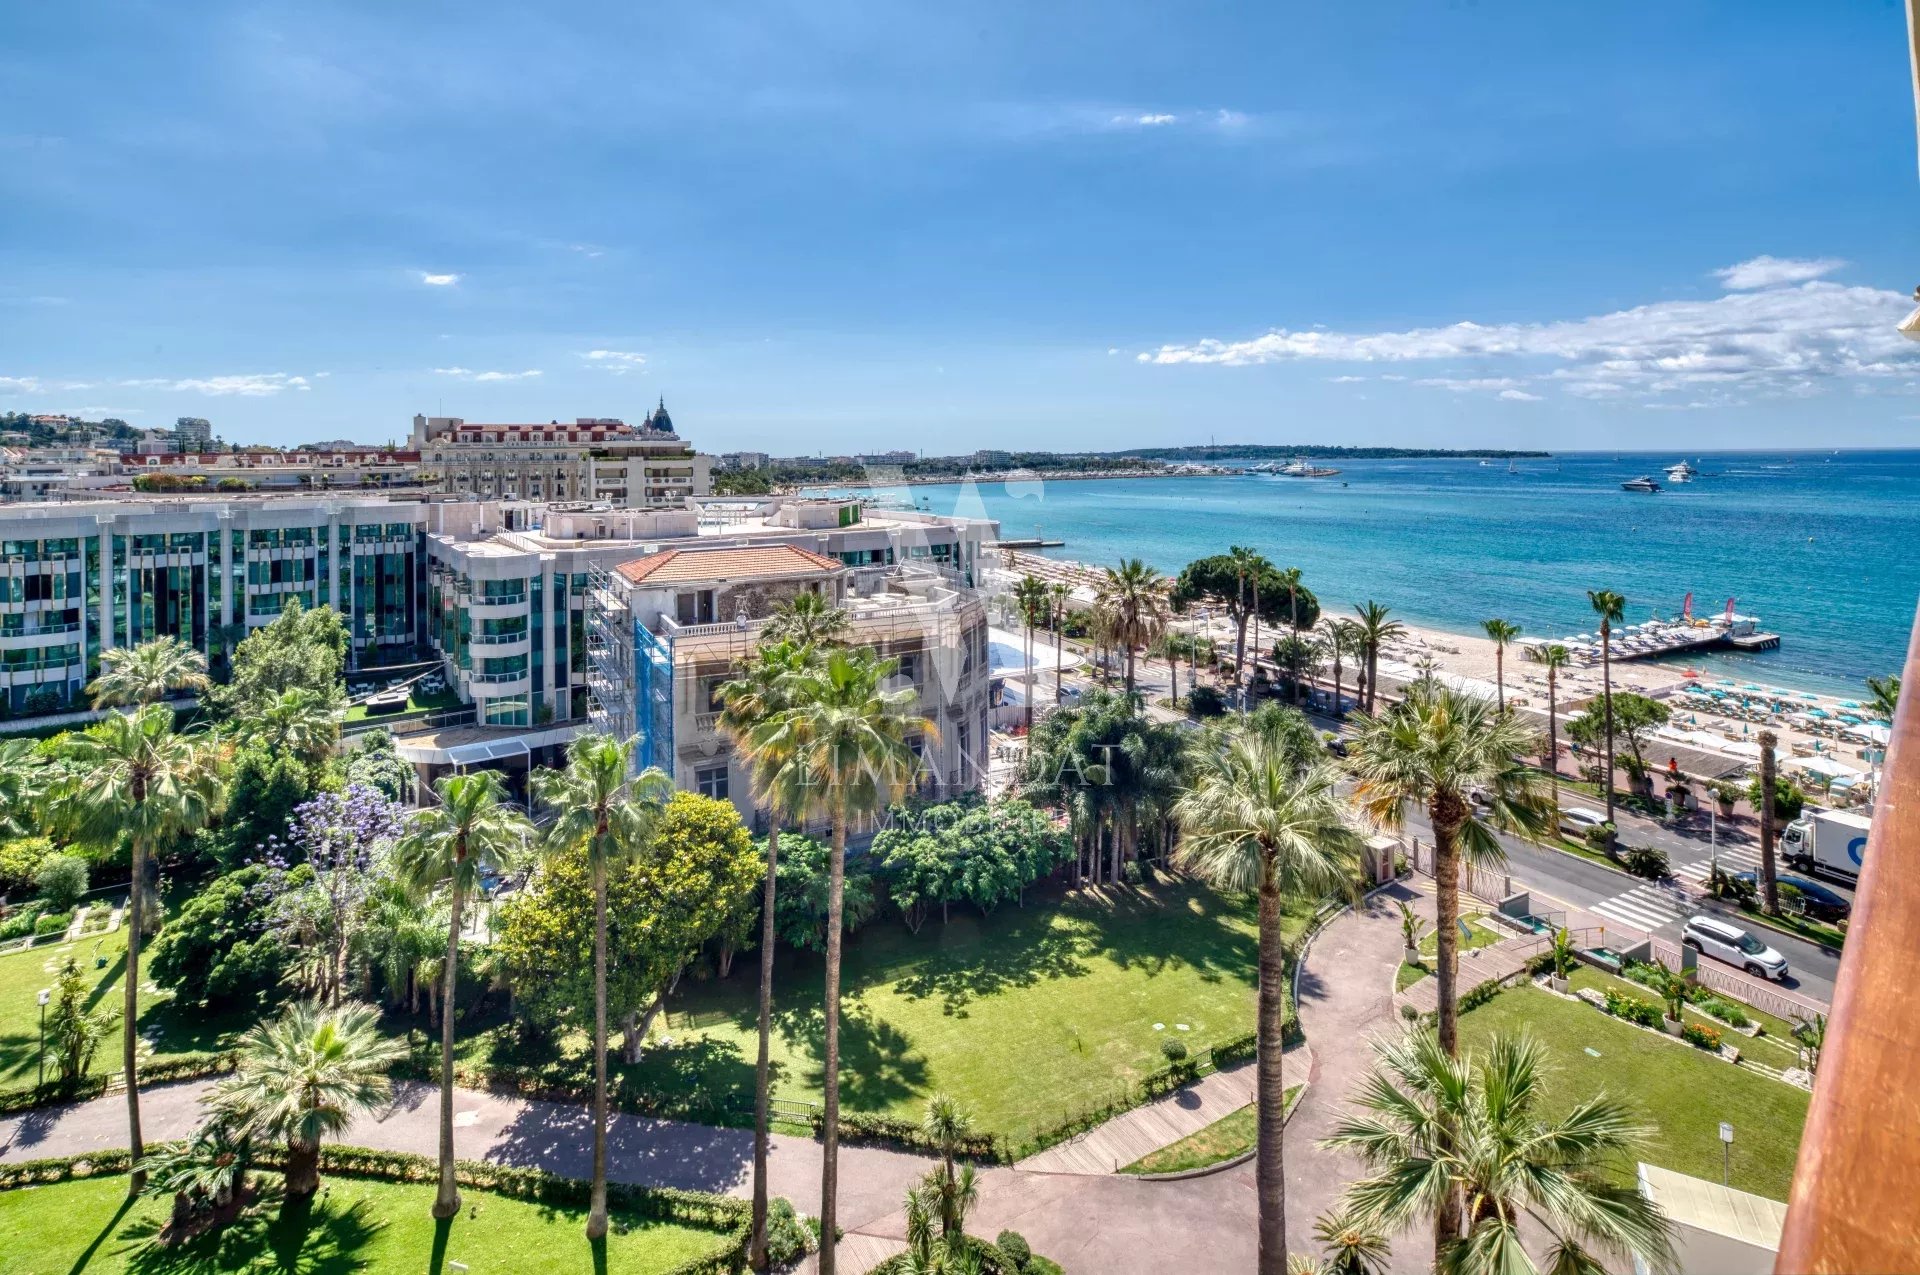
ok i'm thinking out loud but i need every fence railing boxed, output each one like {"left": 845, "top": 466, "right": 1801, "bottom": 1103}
{"left": 1650, "top": 937, "right": 1829, "bottom": 1023}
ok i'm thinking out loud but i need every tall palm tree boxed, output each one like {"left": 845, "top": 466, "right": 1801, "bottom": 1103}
{"left": 1227, "top": 546, "right": 1273, "bottom": 710}
{"left": 1351, "top": 602, "right": 1404, "bottom": 716}
{"left": 55, "top": 704, "right": 221, "bottom": 1193}
{"left": 1013, "top": 574, "right": 1051, "bottom": 736}
{"left": 88, "top": 635, "right": 210, "bottom": 709}
{"left": 1326, "top": 620, "right": 1358, "bottom": 721}
{"left": 1478, "top": 619, "right": 1521, "bottom": 711}
{"left": 760, "top": 647, "right": 929, "bottom": 1275}
{"left": 391, "top": 770, "right": 532, "bottom": 1219}
{"left": 1324, "top": 1028, "right": 1676, "bottom": 1275}
{"left": 1097, "top": 558, "right": 1168, "bottom": 698}
{"left": 1049, "top": 582, "right": 1071, "bottom": 705}
{"left": 764, "top": 590, "right": 850, "bottom": 647}
{"left": 1175, "top": 712, "right": 1362, "bottom": 1275}
{"left": 1347, "top": 684, "right": 1551, "bottom": 1055}
{"left": 1586, "top": 590, "right": 1626, "bottom": 824}
{"left": 1866, "top": 673, "right": 1901, "bottom": 720}
{"left": 213, "top": 1000, "right": 404, "bottom": 1198}
{"left": 718, "top": 638, "right": 818, "bottom": 1271}
{"left": 530, "top": 734, "right": 671, "bottom": 1239}
{"left": 256, "top": 687, "right": 341, "bottom": 769}
{"left": 1537, "top": 644, "right": 1571, "bottom": 810}
{"left": 1757, "top": 728, "right": 1780, "bottom": 915}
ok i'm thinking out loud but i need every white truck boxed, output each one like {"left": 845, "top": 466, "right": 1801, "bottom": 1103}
{"left": 1782, "top": 809, "right": 1871, "bottom": 881}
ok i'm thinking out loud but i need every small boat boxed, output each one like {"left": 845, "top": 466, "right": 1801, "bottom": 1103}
{"left": 1665, "top": 460, "right": 1697, "bottom": 483}
{"left": 1620, "top": 476, "right": 1662, "bottom": 492}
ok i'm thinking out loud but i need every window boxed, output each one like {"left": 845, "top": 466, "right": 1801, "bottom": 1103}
{"left": 896, "top": 652, "right": 920, "bottom": 683}
{"left": 695, "top": 765, "right": 729, "bottom": 800}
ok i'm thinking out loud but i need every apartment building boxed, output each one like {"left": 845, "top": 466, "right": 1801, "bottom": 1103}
{"left": 420, "top": 494, "right": 995, "bottom": 747}
{"left": 0, "top": 496, "right": 425, "bottom": 716}
{"left": 584, "top": 528, "right": 994, "bottom": 828}
{"left": 410, "top": 404, "right": 711, "bottom": 507}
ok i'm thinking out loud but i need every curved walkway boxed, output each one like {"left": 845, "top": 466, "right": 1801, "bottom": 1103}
{"left": 0, "top": 891, "right": 1421, "bottom": 1274}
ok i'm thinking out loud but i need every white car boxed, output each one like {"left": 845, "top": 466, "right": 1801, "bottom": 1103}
{"left": 1682, "top": 915, "right": 1790, "bottom": 982}
{"left": 1559, "top": 807, "right": 1608, "bottom": 837}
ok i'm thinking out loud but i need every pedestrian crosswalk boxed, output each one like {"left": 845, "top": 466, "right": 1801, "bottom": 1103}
{"left": 1672, "top": 843, "right": 1764, "bottom": 884}
{"left": 1589, "top": 882, "right": 1691, "bottom": 932}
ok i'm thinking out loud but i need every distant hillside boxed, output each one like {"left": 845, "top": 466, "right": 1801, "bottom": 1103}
{"left": 1115, "top": 444, "right": 1552, "bottom": 461}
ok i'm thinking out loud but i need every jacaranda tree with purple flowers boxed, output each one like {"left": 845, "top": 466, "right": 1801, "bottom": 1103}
{"left": 264, "top": 785, "right": 406, "bottom": 1006}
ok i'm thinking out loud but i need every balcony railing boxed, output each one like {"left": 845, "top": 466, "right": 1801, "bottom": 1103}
{"left": 1777, "top": 601, "right": 1920, "bottom": 1272}
{"left": 468, "top": 630, "right": 530, "bottom": 647}
{"left": 470, "top": 670, "right": 530, "bottom": 685}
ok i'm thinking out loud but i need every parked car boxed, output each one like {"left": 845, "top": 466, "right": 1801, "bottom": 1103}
{"left": 1731, "top": 871, "right": 1852, "bottom": 922}
{"left": 1559, "top": 807, "right": 1608, "bottom": 837}
{"left": 1682, "top": 914, "right": 1790, "bottom": 981}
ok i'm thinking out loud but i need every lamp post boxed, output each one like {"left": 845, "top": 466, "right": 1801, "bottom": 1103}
{"left": 1720, "top": 1120, "right": 1735, "bottom": 1186}
{"left": 36, "top": 987, "right": 51, "bottom": 1089}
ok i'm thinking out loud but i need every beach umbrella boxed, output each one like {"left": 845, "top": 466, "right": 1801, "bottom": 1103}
{"left": 1840, "top": 714, "right": 1862, "bottom": 725}
{"left": 1800, "top": 692, "right": 1819, "bottom": 701}
{"left": 1808, "top": 708, "right": 1829, "bottom": 718}
{"left": 1838, "top": 700, "right": 1861, "bottom": 709}
{"left": 1742, "top": 683, "right": 1762, "bottom": 691}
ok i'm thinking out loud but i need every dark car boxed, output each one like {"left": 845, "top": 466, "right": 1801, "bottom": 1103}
{"left": 1733, "top": 871, "right": 1851, "bottom": 922}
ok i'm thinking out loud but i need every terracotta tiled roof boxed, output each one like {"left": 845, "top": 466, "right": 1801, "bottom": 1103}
{"left": 614, "top": 543, "right": 842, "bottom": 586}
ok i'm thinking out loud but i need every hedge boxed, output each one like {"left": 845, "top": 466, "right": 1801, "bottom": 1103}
{"left": 809, "top": 1110, "right": 998, "bottom": 1161}
{"left": 0, "top": 1051, "right": 237, "bottom": 1115}
{"left": 0, "top": 1145, "right": 755, "bottom": 1275}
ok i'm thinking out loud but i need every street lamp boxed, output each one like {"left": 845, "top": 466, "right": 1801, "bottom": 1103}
{"left": 1720, "top": 1120, "right": 1735, "bottom": 1186}
{"left": 36, "top": 988, "right": 51, "bottom": 1090}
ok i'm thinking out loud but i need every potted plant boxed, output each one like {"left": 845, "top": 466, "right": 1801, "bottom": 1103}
{"left": 1396, "top": 900, "right": 1427, "bottom": 968}
{"left": 1653, "top": 960, "right": 1689, "bottom": 1035}
{"left": 1547, "top": 926, "right": 1576, "bottom": 994}
{"left": 1710, "top": 780, "right": 1740, "bottom": 818}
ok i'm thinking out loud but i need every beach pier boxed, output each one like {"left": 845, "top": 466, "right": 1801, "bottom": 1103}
{"left": 1535, "top": 609, "right": 1781, "bottom": 667}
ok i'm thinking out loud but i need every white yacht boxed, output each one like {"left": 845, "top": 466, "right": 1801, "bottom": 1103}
{"left": 1665, "top": 460, "right": 1698, "bottom": 482}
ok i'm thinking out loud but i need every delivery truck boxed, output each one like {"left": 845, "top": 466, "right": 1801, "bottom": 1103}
{"left": 1782, "top": 809, "right": 1871, "bottom": 882}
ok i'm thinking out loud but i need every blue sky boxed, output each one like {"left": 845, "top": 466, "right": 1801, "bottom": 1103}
{"left": 3, "top": 1, "right": 1917, "bottom": 452}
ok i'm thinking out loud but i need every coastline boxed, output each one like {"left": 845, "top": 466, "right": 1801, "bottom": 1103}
{"left": 796, "top": 468, "right": 1240, "bottom": 492}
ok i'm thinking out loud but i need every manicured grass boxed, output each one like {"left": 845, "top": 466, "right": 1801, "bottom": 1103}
{"left": 459, "top": 879, "right": 1311, "bottom": 1146}
{"left": 1396, "top": 962, "right": 1427, "bottom": 992}
{"left": 1417, "top": 914, "right": 1504, "bottom": 961}
{"left": 0, "top": 1171, "right": 733, "bottom": 1274}
{"left": 0, "top": 924, "right": 250, "bottom": 1093}
{"left": 1459, "top": 984, "right": 1809, "bottom": 1198}
{"left": 1118, "top": 1085, "right": 1302, "bottom": 1175}
{"left": 1730, "top": 903, "right": 1846, "bottom": 951}
{"left": 343, "top": 686, "right": 463, "bottom": 723}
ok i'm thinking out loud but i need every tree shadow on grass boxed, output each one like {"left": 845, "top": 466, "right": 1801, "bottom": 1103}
{"left": 64, "top": 1191, "right": 136, "bottom": 1275}
{"left": 1071, "top": 884, "right": 1260, "bottom": 989}
{"left": 774, "top": 1002, "right": 928, "bottom": 1111}
{"left": 118, "top": 1186, "right": 382, "bottom": 1275}
{"left": 890, "top": 926, "right": 1089, "bottom": 1016}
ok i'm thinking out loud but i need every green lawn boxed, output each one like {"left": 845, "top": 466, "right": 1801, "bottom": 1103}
{"left": 458, "top": 879, "right": 1312, "bottom": 1145}
{"left": 1118, "top": 1085, "right": 1302, "bottom": 1175}
{"left": 1417, "top": 914, "right": 1505, "bottom": 961}
{"left": 1564, "top": 966, "right": 1803, "bottom": 1068}
{"left": 0, "top": 1171, "right": 733, "bottom": 1274}
{"left": 0, "top": 925, "right": 250, "bottom": 1094}
{"left": 343, "top": 686, "right": 463, "bottom": 723}
{"left": 1395, "top": 962, "right": 1427, "bottom": 992}
{"left": 1459, "top": 984, "right": 1809, "bottom": 1198}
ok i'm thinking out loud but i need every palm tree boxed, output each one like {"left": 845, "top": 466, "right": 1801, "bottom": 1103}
{"left": 1096, "top": 558, "right": 1169, "bottom": 699}
{"left": 1049, "top": 583, "right": 1071, "bottom": 704}
{"left": 55, "top": 703, "right": 220, "bottom": 1193}
{"left": 530, "top": 733, "right": 671, "bottom": 1239}
{"left": 1866, "top": 673, "right": 1901, "bottom": 720}
{"left": 1537, "top": 644, "right": 1571, "bottom": 810}
{"left": 1757, "top": 728, "right": 1780, "bottom": 915}
{"left": 213, "top": 1000, "right": 404, "bottom": 1197}
{"left": 256, "top": 687, "right": 340, "bottom": 769}
{"left": 1347, "top": 684, "right": 1552, "bottom": 1055}
{"left": 718, "top": 639, "right": 818, "bottom": 1271}
{"left": 1324, "top": 1028, "right": 1676, "bottom": 1275}
{"left": 0, "top": 737, "right": 47, "bottom": 837}
{"left": 1175, "top": 711, "right": 1362, "bottom": 1275}
{"left": 764, "top": 590, "right": 850, "bottom": 647}
{"left": 1013, "top": 574, "right": 1050, "bottom": 736}
{"left": 920, "top": 1094, "right": 975, "bottom": 1237}
{"left": 1228, "top": 546, "right": 1272, "bottom": 709}
{"left": 760, "top": 647, "right": 929, "bottom": 1275}
{"left": 391, "top": 770, "right": 533, "bottom": 1219}
{"left": 1351, "top": 602, "right": 1404, "bottom": 716}
{"left": 1479, "top": 619, "right": 1521, "bottom": 711}
{"left": 1311, "top": 1212, "right": 1392, "bottom": 1275}
{"left": 357, "top": 879, "right": 443, "bottom": 1011}
{"left": 88, "top": 635, "right": 210, "bottom": 708}
{"left": 1586, "top": 589, "right": 1626, "bottom": 823}
{"left": 1272, "top": 633, "right": 1318, "bottom": 706}
{"left": 1326, "top": 621, "right": 1358, "bottom": 721}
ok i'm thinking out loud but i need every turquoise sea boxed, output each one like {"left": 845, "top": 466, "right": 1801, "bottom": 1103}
{"left": 834, "top": 450, "right": 1920, "bottom": 697}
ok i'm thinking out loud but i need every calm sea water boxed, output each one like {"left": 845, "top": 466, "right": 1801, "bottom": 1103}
{"left": 836, "top": 450, "right": 1920, "bottom": 697}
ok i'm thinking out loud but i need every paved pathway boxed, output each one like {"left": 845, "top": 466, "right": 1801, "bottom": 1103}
{"left": 1017, "top": 1048, "right": 1310, "bottom": 1176}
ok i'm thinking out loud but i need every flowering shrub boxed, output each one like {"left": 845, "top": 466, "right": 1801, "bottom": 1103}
{"left": 1681, "top": 1021, "right": 1724, "bottom": 1051}
{"left": 1603, "top": 988, "right": 1662, "bottom": 1028}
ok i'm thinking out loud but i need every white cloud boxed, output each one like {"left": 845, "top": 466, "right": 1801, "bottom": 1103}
{"left": 1, "top": 375, "right": 94, "bottom": 393}
{"left": 419, "top": 271, "right": 461, "bottom": 287}
{"left": 1214, "top": 109, "right": 1249, "bottom": 128}
{"left": 436, "top": 367, "right": 542, "bottom": 382}
{"left": 1416, "top": 377, "right": 1523, "bottom": 393}
{"left": 1498, "top": 389, "right": 1543, "bottom": 402}
{"left": 1138, "top": 261, "right": 1920, "bottom": 404}
{"left": 579, "top": 350, "right": 647, "bottom": 373}
{"left": 167, "top": 373, "right": 310, "bottom": 396}
{"left": 569, "top": 243, "right": 606, "bottom": 259}
{"left": 1714, "top": 255, "right": 1844, "bottom": 290}
{"left": 1113, "top": 112, "right": 1177, "bottom": 126}
{"left": 1327, "top": 374, "right": 1367, "bottom": 383}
